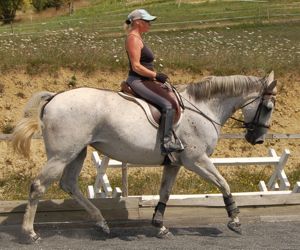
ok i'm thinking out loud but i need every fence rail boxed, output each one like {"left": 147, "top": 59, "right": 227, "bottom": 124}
{"left": 1, "top": 133, "right": 300, "bottom": 141}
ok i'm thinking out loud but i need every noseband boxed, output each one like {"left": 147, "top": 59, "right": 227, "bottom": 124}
{"left": 230, "top": 91, "right": 276, "bottom": 131}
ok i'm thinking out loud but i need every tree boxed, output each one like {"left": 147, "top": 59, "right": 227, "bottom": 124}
{"left": 0, "top": 0, "right": 23, "bottom": 24}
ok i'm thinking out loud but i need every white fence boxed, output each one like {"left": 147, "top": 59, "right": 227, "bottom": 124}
{"left": 1, "top": 133, "right": 300, "bottom": 141}
{"left": 87, "top": 148, "right": 300, "bottom": 199}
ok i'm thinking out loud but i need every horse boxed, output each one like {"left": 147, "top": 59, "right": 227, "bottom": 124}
{"left": 11, "top": 71, "right": 277, "bottom": 242}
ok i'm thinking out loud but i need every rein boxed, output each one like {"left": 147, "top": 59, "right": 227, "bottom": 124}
{"left": 182, "top": 96, "right": 223, "bottom": 127}
{"left": 170, "top": 83, "right": 272, "bottom": 130}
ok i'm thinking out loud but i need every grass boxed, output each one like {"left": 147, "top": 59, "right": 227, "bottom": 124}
{"left": 1, "top": 167, "right": 300, "bottom": 200}
{"left": 2, "top": 0, "right": 299, "bottom": 34}
{"left": 0, "top": 0, "right": 299, "bottom": 75}
{"left": 0, "top": 21, "right": 299, "bottom": 75}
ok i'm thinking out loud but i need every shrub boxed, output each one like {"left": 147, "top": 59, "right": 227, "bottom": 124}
{"left": 31, "top": 0, "right": 48, "bottom": 12}
{"left": 16, "top": 92, "right": 26, "bottom": 99}
{"left": 2, "top": 123, "right": 14, "bottom": 134}
{"left": 68, "top": 75, "right": 77, "bottom": 88}
{"left": 0, "top": 83, "right": 4, "bottom": 94}
{"left": 45, "top": 0, "right": 64, "bottom": 9}
{"left": 32, "top": 0, "right": 64, "bottom": 12}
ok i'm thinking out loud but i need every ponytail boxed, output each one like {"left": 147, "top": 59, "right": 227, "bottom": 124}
{"left": 124, "top": 18, "right": 132, "bottom": 32}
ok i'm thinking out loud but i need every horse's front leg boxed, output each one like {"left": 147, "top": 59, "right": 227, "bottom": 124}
{"left": 152, "top": 164, "right": 180, "bottom": 238}
{"left": 182, "top": 154, "right": 242, "bottom": 234}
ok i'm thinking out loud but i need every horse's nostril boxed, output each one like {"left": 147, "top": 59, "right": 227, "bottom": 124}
{"left": 255, "top": 140, "right": 264, "bottom": 145}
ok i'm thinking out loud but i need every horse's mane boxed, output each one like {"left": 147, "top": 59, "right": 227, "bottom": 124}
{"left": 186, "top": 75, "right": 264, "bottom": 100}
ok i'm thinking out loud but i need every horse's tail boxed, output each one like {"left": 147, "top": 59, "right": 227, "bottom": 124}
{"left": 11, "top": 91, "right": 55, "bottom": 158}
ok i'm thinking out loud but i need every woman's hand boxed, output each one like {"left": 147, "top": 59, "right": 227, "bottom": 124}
{"left": 155, "top": 72, "right": 169, "bottom": 83}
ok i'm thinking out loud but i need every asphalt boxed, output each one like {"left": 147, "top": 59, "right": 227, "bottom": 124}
{"left": 1, "top": 220, "right": 300, "bottom": 250}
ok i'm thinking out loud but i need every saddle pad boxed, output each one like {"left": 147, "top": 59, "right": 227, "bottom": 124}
{"left": 118, "top": 92, "right": 160, "bottom": 128}
{"left": 118, "top": 92, "right": 182, "bottom": 128}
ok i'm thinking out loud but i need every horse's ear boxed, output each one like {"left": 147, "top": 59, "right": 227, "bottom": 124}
{"left": 266, "top": 80, "right": 277, "bottom": 94}
{"left": 266, "top": 70, "right": 274, "bottom": 84}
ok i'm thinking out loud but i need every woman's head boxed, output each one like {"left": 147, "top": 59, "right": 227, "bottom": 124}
{"left": 124, "top": 9, "right": 156, "bottom": 32}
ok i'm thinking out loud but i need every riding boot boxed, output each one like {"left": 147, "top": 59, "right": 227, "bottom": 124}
{"left": 160, "top": 108, "right": 184, "bottom": 154}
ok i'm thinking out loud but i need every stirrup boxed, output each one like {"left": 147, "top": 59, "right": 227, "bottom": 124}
{"left": 161, "top": 139, "right": 184, "bottom": 154}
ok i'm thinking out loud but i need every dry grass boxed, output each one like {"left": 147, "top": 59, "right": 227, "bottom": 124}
{"left": 1, "top": 167, "right": 299, "bottom": 200}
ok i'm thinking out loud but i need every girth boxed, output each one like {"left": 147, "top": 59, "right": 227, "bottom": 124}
{"left": 119, "top": 81, "right": 182, "bottom": 128}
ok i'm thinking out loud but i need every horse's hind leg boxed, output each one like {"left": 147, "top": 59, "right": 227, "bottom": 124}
{"left": 22, "top": 158, "right": 67, "bottom": 242}
{"left": 152, "top": 164, "right": 180, "bottom": 238}
{"left": 59, "top": 148, "right": 110, "bottom": 235}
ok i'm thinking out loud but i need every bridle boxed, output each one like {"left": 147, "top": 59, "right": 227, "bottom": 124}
{"left": 172, "top": 83, "right": 276, "bottom": 131}
{"left": 229, "top": 93, "right": 275, "bottom": 131}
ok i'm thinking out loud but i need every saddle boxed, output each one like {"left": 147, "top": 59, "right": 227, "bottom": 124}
{"left": 119, "top": 80, "right": 183, "bottom": 128}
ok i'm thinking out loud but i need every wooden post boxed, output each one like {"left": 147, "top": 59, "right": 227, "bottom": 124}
{"left": 293, "top": 182, "right": 300, "bottom": 193}
{"left": 68, "top": 0, "right": 74, "bottom": 15}
{"left": 10, "top": 20, "right": 13, "bottom": 34}
{"left": 177, "top": 0, "right": 182, "bottom": 8}
{"left": 122, "top": 163, "right": 128, "bottom": 197}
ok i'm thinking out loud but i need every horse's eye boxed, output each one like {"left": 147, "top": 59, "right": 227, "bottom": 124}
{"left": 264, "top": 100, "right": 274, "bottom": 111}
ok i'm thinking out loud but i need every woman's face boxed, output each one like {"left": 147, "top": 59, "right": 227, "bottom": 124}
{"left": 134, "top": 19, "right": 151, "bottom": 33}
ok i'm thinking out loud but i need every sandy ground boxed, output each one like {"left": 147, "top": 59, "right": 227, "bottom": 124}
{"left": 0, "top": 69, "right": 299, "bottom": 180}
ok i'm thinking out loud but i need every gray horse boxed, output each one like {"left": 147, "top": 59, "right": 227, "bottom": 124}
{"left": 12, "top": 71, "right": 277, "bottom": 242}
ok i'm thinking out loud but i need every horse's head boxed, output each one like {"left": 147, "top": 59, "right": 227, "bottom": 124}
{"left": 242, "top": 71, "right": 277, "bottom": 145}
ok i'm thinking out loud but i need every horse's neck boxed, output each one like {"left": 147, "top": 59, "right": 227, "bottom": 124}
{"left": 203, "top": 96, "right": 242, "bottom": 125}
{"left": 182, "top": 90, "right": 245, "bottom": 126}
{"left": 211, "top": 96, "right": 244, "bottom": 125}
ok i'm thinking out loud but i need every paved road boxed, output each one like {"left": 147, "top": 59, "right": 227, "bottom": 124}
{"left": 1, "top": 220, "right": 300, "bottom": 250}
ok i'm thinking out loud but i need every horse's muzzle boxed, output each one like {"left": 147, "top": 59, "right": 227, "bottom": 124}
{"left": 245, "top": 128, "right": 267, "bottom": 145}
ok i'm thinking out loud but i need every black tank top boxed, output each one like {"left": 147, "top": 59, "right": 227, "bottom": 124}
{"left": 127, "top": 40, "right": 155, "bottom": 79}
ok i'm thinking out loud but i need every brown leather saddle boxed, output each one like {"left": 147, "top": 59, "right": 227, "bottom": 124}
{"left": 119, "top": 80, "right": 183, "bottom": 127}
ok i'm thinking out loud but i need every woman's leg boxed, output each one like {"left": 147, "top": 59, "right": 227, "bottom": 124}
{"left": 128, "top": 79, "right": 172, "bottom": 111}
{"left": 128, "top": 79, "right": 184, "bottom": 154}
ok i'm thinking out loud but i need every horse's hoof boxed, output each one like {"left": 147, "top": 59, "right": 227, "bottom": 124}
{"left": 156, "top": 226, "right": 173, "bottom": 239}
{"left": 95, "top": 220, "right": 110, "bottom": 235}
{"left": 152, "top": 212, "right": 163, "bottom": 228}
{"left": 227, "top": 221, "right": 242, "bottom": 235}
{"left": 152, "top": 218, "right": 163, "bottom": 228}
{"left": 21, "top": 233, "right": 41, "bottom": 244}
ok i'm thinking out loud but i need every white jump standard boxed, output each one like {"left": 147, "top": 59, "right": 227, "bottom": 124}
{"left": 88, "top": 148, "right": 296, "bottom": 199}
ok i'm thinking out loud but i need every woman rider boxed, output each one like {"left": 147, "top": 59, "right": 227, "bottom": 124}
{"left": 124, "top": 9, "right": 184, "bottom": 154}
